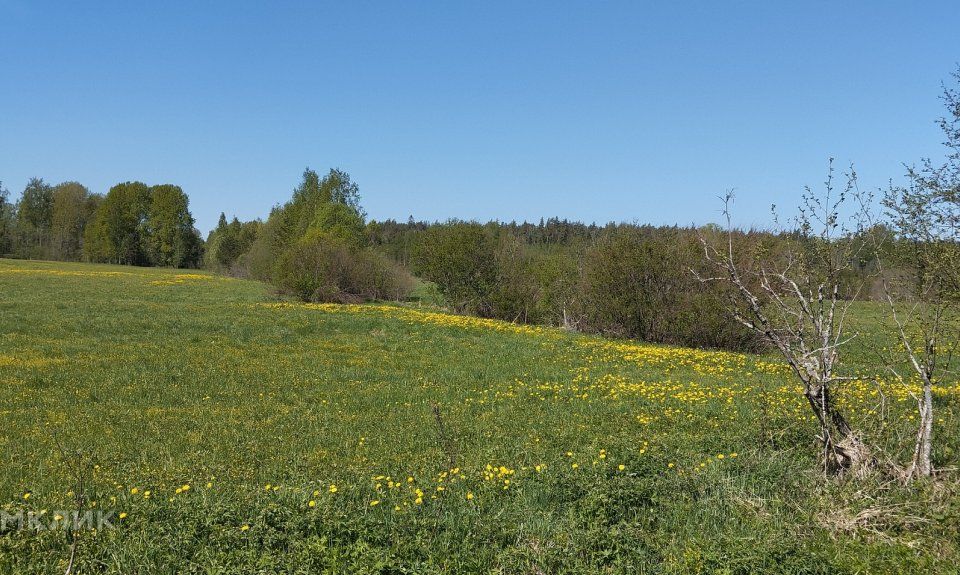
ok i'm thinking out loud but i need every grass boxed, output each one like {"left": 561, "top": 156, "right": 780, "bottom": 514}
{"left": 0, "top": 258, "right": 958, "bottom": 574}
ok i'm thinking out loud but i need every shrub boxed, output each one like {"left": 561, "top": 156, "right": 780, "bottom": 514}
{"left": 412, "top": 222, "right": 497, "bottom": 314}
{"left": 274, "top": 234, "right": 413, "bottom": 303}
{"left": 579, "top": 227, "right": 761, "bottom": 351}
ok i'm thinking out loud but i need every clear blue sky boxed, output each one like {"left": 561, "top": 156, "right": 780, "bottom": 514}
{"left": 1, "top": 1, "right": 957, "bottom": 235}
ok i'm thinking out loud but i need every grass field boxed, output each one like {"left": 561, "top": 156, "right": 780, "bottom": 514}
{"left": 1, "top": 259, "right": 959, "bottom": 574}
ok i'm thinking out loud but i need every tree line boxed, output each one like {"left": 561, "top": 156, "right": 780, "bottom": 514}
{"left": 0, "top": 179, "right": 202, "bottom": 267}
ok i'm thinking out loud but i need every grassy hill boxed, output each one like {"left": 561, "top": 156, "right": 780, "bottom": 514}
{"left": 1, "top": 259, "right": 957, "bottom": 573}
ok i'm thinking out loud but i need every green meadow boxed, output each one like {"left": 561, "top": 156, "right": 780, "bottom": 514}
{"left": 1, "top": 259, "right": 958, "bottom": 574}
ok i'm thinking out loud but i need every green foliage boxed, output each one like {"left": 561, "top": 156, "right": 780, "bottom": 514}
{"left": 145, "top": 184, "right": 203, "bottom": 267}
{"left": 50, "top": 182, "right": 98, "bottom": 261}
{"left": 14, "top": 177, "right": 54, "bottom": 257}
{"left": 579, "top": 227, "right": 761, "bottom": 351}
{"left": 83, "top": 181, "right": 152, "bottom": 265}
{"left": 0, "top": 181, "right": 14, "bottom": 255}
{"left": 273, "top": 234, "right": 414, "bottom": 303}
{"left": 412, "top": 222, "right": 497, "bottom": 314}
{"left": 246, "top": 168, "right": 367, "bottom": 281}
{"left": 406, "top": 222, "right": 759, "bottom": 351}
{"left": 205, "top": 213, "right": 261, "bottom": 274}
{"left": 83, "top": 182, "right": 202, "bottom": 267}
{"left": 233, "top": 167, "right": 408, "bottom": 303}
{"left": 3, "top": 178, "right": 200, "bottom": 268}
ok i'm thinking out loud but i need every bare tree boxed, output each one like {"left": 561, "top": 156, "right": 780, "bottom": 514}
{"left": 879, "top": 67, "right": 960, "bottom": 479}
{"left": 877, "top": 273, "right": 955, "bottom": 480}
{"left": 695, "top": 161, "right": 872, "bottom": 475}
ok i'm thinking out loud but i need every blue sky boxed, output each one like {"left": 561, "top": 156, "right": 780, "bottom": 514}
{"left": 0, "top": 1, "right": 957, "bottom": 234}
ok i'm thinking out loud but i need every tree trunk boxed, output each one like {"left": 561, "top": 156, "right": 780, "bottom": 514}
{"left": 915, "top": 383, "right": 934, "bottom": 477}
{"left": 804, "top": 383, "right": 866, "bottom": 473}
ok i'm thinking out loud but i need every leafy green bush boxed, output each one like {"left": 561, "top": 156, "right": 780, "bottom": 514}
{"left": 579, "top": 227, "right": 762, "bottom": 351}
{"left": 412, "top": 222, "right": 497, "bottom": 314}
{"left": 274, "top": 234, "right": 413, "bottom": 303}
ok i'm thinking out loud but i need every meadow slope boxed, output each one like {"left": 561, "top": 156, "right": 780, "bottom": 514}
{"left": 0, "top": 259, "right": 958, "bottom": 574}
